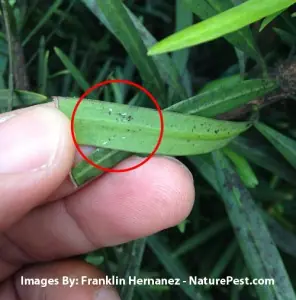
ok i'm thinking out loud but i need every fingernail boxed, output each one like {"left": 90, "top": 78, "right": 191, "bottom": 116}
{"left": 95, "top": 287, "right": 121, "bottom": 300}
{"left": 164, "top": 156, "right": 194, "bottom": 182}
{"left": 0, "top": 107, "right": 63, "bottom": 173}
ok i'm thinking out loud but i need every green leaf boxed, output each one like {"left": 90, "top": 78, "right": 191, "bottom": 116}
{"left": 182, "top": 0, "right": 260, "bottom": 60}
{"left": 22, "top": 0, "right": 63, "bottom": 46}
{"left": 96, "top": 0, "right": 166, "bottom": 106}
{"left": 256, "top": 122, "right": 296, "bottom": 170}
{"left": 66, "top": 77, "right": 275, "bottom": 187}
{"left": 260, "top": 9, "right": 285, "bottom": 31}
{"left": 172, "top": 0, "right": 193, "bottom": 74}
{"left": 1, "top": 0, "right": 15, "bottom": 111}
{"left": 169, "top": 79, "right": 278, "bottom": 117}
{"left": 230, "top": 254, "right": 246, "bottom": 300}
{"left": 110, "top": 74, "right": 124, "bottom": 104}
{"left": 189, "top": 152, "right": 257, "bottom": 191}
{"left": 37, "top": 36, "right": 49, "bottom": 95}
{"left": 69, "top": 76, "right": 271, "bottom": 186}
{"left": 54, "top": 47, "right": 89, "bottom": 91}
{"left": 0, "top": 89, "right": 47, "bottom": 111}
{"left": 208, "top": 239, "right": 238, "bottom": 281}
{"left": 147, "top": 234, "right": 211, "bottom": 300}
{"left": 118, "top": 239, "right": 146, "bottom": 300}
{"left": 0, "top": 0, "right": 17, "bottom": 36}
{"left": 62, "top": 37, "right": 77, "bottom": 96}
{"left": 212, "top": 150, "right": 296, "bottom": 300}
{"left": 173, "top": 218, "right": 230, "bottom": 258}
{"left": 199, "top": 74, "right": 242, "bottom": 93}
{"left": 48, "top": 70, "right": 70, "bottom": 79}
{"left": 171, "top": 0, "right": 193, "bottom": 100}
{"left": 148, "top": 0, "right": 294, "bottom": 55}
{"left": 84, "top": 253, "right": 104, "bottom": 266}
{"left": 252, "top": 181, "right": 293, "bottom": 203}
{"left": 71, "top": 149, "right": 131, "bottom": 186}
{"left": 81, "top": 0, "right": 187, "bottom": 101}
{"left": 0, "top": 37, "right": 8, "bottom": 89}
{"left": 71, "top": 47, "right": 92, "bottom": 96}
{"left": 262, "top": 211, "right": 296, "bottom": 258}
{"left": 56, "top": 97, "right": 250, "bottom": 156}
{"left": 274, "top": 27, "right": 296, "bottom": 47}
{"left": 176, "top": 219, "right": 189, "bottom": 234}
{"left": 190, "top": 154, "right": 296, "bottom": 261}
{"left": 188, "top": 154, "right": 219, "bottom": 192}
{"left": 223, "top": 147, "right": 259, "bottom": 188}
{"left": 92, "top": 58, "right": 113, "bottom": 85}
{"left": 229, "top": 136, "right": 296, "bottom": 185}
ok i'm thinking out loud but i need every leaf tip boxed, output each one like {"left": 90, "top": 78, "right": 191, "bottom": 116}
{"left": 147, "top": 46, "right": 157, "bottom": 56}
{"left": 147, "top": 42, "right": 170, "bottom": 56}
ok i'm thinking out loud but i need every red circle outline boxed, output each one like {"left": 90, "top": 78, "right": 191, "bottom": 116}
{"left": 71, "top": 79, "right": 164, "bottom": 173}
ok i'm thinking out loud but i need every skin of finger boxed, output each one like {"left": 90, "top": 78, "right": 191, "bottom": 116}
{"left": 48, "top": 177, "right": 78, "bottom": 201}
{"left": 0, "top": 102, "right": 54, "bottom": 119}
{"left": 0, "top": 260, "right": 120, "bottom": 300}
{"left": 48, "top": 145, "right": 97, "bottom": 202}
{"left": 0, "top": 107, "right": 75, "bottom": 231}
{"left": 1, "top": 156, "right": 194, "bottom": 277}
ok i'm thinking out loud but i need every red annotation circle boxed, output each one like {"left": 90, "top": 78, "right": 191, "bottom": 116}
{"left": 70, "top": 79, "right": 164, "bottom": 173}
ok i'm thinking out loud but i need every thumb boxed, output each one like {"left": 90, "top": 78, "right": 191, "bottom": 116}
{"left": 0, "top": 105, "right": 75, "bottom": 231}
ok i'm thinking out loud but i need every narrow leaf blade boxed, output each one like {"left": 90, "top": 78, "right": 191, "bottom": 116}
{"left": 212, "top": 150, "right": 296, "bottom": 300}
{"left": 148, "top": 0, "right": 294, "bottom": 55}
{"left": 168, "top": 79, "right": 278, "bottom": 117}
{"left": 56, "top": 98, "right": 250, "bottom": 156}
{"left": 256, "top": 122, "right": 296, "bottom": 169}
{"left": 97, "top": 0, "right": 166, "bottom": 105}
{"left": 54, "top": 47, "right": 89, "bottom": 91}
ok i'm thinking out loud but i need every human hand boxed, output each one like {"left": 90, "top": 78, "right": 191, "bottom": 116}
{"left": 0, "top": 104, "right": 194, "bottom": 299}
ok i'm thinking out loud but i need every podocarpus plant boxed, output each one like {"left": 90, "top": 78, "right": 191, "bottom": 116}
{"left": 1, "top": 0, "right": 296, "bottom": 299}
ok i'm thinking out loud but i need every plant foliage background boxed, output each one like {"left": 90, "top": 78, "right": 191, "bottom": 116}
{"left": 1, "top": 0, "right": 296, "bottom": 299}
